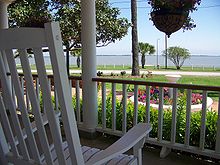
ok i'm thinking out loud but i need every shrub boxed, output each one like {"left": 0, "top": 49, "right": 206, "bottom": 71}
{"left": 97, "top": 94, "right": 218, "bottom": 150}
{"left": 120, "top": 71, "right": 126, "bottom": 76}
{"left": 97, "top": 71, "right": 103, "bottom": 76}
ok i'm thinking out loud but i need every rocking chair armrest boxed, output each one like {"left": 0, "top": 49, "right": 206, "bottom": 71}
{"left": 85, "top": 123, "right": 151, "bottom": 165}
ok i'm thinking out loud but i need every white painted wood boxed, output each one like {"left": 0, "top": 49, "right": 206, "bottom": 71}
{"left": 19, "top": 48, "right": 54, "bottom": 165}
{"left": 0, "top": 1, "right": 10, "bottom": 29}
{"left": 45, "top": 143, "right": 138, "bottom": 165}
{"left": 171, "top": 88, "right": 178, "bottom": 144}
{"left": 122, "top": 84, "right": 127, "bottom": 134}
{"left": 116, "top": 155, "right": 136, "bottom": 165}
{"left": 105, "top": 154, "right": 127, "bottom": 165}
{"left": 33, "top": 47, "right": 66, "bottom": 165}
{"left": 215, "top": 93, "right": 220, "bottom": 153}
{"left": 0, "top": 123, "right": 10, "bottom": 165}
{"left": 6, "top": 49, "right": 41, "bottom": 163}
{"left": 145, "top": 86, "right": 150, "bottom": 139}
{"left": 0, "top": 96, "right": 19, "bottom": 157}
{"left": 158, "top": 87, "right": 164, "bottom": 142}
{"left": 145, "top": 86, "right": 150, "bottom": 124}
{"left": 81, "top": 0, "right": 97, "bottom": 133}
{"left": 69, "top": 79, "right": 72, "bottom": 98}
{"left": 133, "top": 138, "right": 145, "bottom": 165}
{"left": 6, "top": 152, "right": 42, "bottom": 165}
{"left": 134, "top": 85, "right": 138, "bottom": 126}
{"left": 0, "top": 28, "right": 46, "bottom": 49}
{"left": 1, "top": 50, "right": 12, "bottom": 107}
{"left": 102, "top": 83, "right": 106, "bottom": 130}
{"left": 83, "top": 148, "right": 101, "bottom": 162}
{"left": 112, "top": 83, "right": 116, "bottom": 131}
{"left": 146, "top": 137, "right": 220, "bottom": 159}
{"left": 0, "top": 22, "right": 154, "bottom": 165}
{"left": 185, "top": 89, "right": 192, "bottom": 147}
{"left": 0, "top": 53, "right": 30, "bottom": 160}
{"left": 160, "top": 146, "right": 171, "bottom": 158}
{"left": 200, "top": 91, "right": 207, "bottom": 150}
{"left": 76, "top": 80, "right": 81, "bottom": 124}
{"left": 86, "top": 123, "right": 151, "bottom": 165}
{"left": 45, "top": 22, "right": 84, "bottom": 164}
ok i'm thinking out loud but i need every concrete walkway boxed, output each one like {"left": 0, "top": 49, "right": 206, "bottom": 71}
{"left": 18, "top": 69, "right": 220, "bottom": 76}
{"left": 69, "top": 69, "right": 220, "bottom": 76}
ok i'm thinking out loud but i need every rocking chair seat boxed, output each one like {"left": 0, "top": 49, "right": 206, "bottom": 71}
{"left": 43, "top": 142, "right": 136, "bottom": 165}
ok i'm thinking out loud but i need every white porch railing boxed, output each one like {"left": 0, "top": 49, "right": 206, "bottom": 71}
{"left": 9, "top": 74, "right": 220, "bottom": 160}
{"left": 92, "top": 77, "right": 220, "bottom": 160}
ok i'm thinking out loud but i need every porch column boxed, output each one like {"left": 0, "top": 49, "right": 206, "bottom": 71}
{"left": 0, "top": 0, "right": 14, "bottom": 105}
{"left": 0, "top": 0, "right": 9, "bottom": 29}
{"left": 81, "top": 0, "right": 97, "bottom": 134}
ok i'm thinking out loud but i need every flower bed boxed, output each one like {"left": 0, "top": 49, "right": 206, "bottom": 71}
{"left": 129, "top": 87, "right": 213, "bottom": 111}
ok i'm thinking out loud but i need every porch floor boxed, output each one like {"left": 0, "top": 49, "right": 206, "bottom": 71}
{"left": 80, "top": 134, "right": 219, "bottom": 165}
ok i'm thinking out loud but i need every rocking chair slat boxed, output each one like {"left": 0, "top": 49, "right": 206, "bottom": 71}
{"left": 0, "top": 53, "right": 30, "bottom": 160}
{"left": 33, "top": 47, "right": 66, "bottom": 165}
{"left": 19, "top": 49, "right": 54, "bottom": 165}
{"left": 5, "top": 49, "right": 41, "bottom": 163}
{"left": 0, "top": 96, "right": 19, "bottom": 157}
{"left": 45, "top": 22, "right": 84, "bottom": 165}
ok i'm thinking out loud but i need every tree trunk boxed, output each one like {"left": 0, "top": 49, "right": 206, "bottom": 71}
{"left": 176, "top": 66, "right": 181, "bottom": 70}
{"left": 131, "top": 0, "right": 139, "bottom": 76}
{"left": 141, "top": 55, "right": 145, "bottom": 69}
{"left": 77, "top": 56, "right": 80, "bottom": 68}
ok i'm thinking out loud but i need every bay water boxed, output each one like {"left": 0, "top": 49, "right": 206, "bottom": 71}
{"left": 16, "top": 55, "right": 220, "bottom": 68}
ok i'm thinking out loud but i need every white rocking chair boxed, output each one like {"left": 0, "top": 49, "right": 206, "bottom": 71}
{"left": 0, "top": 22, "right": 151, "bottom": 165}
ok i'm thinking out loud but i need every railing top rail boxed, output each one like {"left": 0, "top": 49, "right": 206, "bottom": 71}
{"left": 15, "top": 73, "right": 82, "bottom": 80}
{"left": 92, "top": 77, "right": 220, "bottom": 92}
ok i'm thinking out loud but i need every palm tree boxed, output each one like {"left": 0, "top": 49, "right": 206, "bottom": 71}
{"left": 139, "top": 42, "right": 155, "bottom": 68}
{"left": 131, "top": 0, "right": 139, "bottom": 76}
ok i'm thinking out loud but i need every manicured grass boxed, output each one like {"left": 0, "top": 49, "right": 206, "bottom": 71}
{"left": 102, "top": 75, "right": 220, "bottom": 92}
{"left": 17, "top": 64, "right": 220, "bottom": 72}
{"left": 104, "top": 75, "right": 220, "bottom": 86}
{"left": 96, "top": 65, "right": 220, "bottom": 72}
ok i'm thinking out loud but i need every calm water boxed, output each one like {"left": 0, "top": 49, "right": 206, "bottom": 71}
{"left": 16, "top": 55, "right": 220, "bottom": 68}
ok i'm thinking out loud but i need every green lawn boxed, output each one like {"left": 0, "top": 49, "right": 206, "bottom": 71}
{"left": 17, "top": 64, "right": 220, "bottom": 72}
{"left": 103, "top": 75, "right": 220, "bottom": 86}
{"left": 96, "top": 65, "right": 220, "bottom": 72}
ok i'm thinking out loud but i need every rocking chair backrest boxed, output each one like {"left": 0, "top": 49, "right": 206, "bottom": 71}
{"left": 0, "top": 22, "right": 84, "bottom": 165}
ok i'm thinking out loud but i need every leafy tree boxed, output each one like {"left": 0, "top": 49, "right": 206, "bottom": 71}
{"left": 163, "top": 46, "right": 190, "bottom": 69}
{"left": 8, "top": 0, "right": 52, "bottom": 28}
{"left": 138, "top": 42, "right": 155, "bottom": 69}
{"left": 8, "top": 0, "right": 130, "bottom": 74}
{"left": 131, "top": 0, "right": 139, "bottom": 76}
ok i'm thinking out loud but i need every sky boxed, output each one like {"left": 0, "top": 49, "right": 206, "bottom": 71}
{"left": 97, "top": 0, "right": 220, "bottom": 56}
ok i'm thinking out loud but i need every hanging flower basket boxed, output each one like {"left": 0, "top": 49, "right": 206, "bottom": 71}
{"left": 148, "top": 0, "right": 201, "bottom": 37}
{"left": 151, "top": 10, "right": 189, "bottom": 37}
